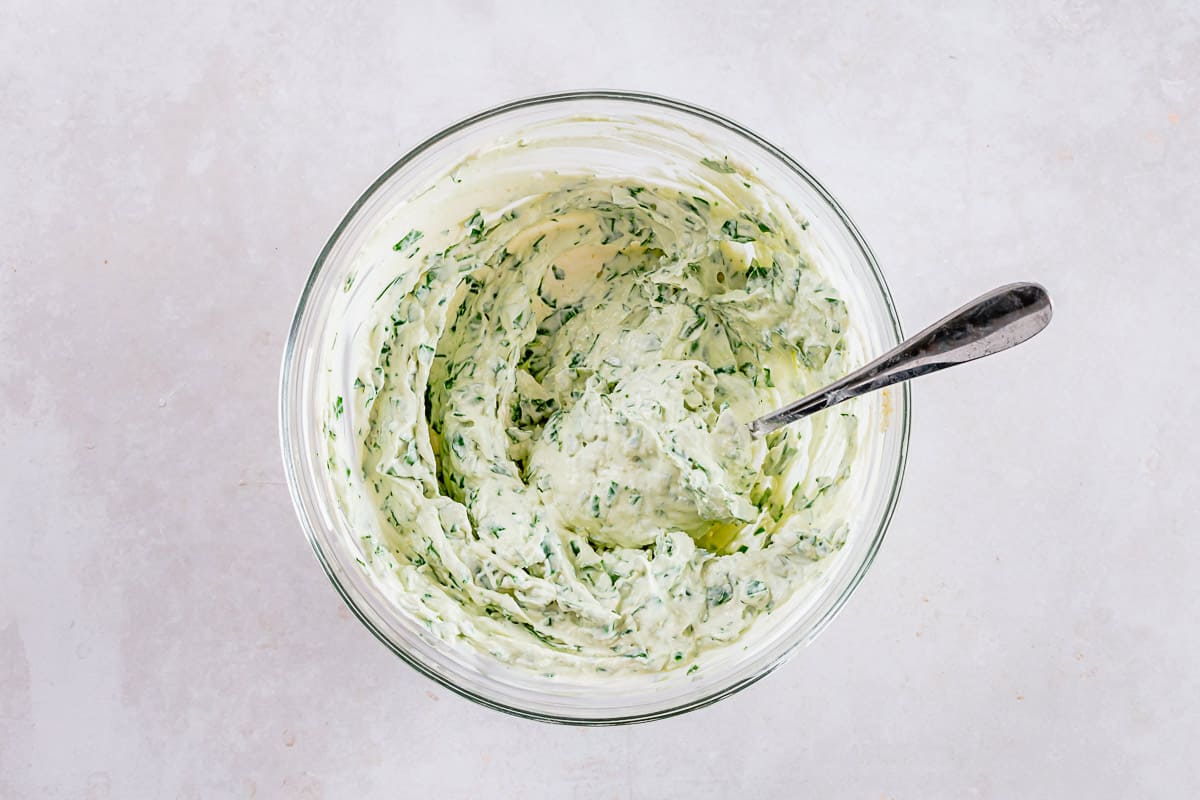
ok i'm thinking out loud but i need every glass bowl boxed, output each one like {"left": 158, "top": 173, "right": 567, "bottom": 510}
{"left": 279, "top": 90, "right": 910, "bottom": 724}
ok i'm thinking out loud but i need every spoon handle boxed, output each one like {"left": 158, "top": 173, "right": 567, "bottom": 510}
{"left": 747, "top": 282, "right": 1053, "bottom": 437}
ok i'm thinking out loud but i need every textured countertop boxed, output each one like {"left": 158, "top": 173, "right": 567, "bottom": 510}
{"left": 3, "top": 1, "right": 1198, "bottom": 797}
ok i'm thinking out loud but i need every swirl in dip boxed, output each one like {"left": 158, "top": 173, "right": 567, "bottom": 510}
{"left": 322, "top": 138, "right": 858, "bottom": 677}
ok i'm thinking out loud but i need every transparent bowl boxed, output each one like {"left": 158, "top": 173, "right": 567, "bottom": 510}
{"left": 279, "top": 90, "right": 910, "bottom": 724}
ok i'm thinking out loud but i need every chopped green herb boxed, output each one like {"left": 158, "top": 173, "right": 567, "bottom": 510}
{"left": 393, "top": 230, "right": 424, "bottom": 251}
{"left": 706, "top": 585, "right": 731, "bottom": 606}
{"left": 465, "top": 210, "right": 485, "bottom": 242}
{"left": 721, "top": 219, "right": 756, "bottom": 243}
{"left": 700, "top": 157, "right": 736, "bottom": 173}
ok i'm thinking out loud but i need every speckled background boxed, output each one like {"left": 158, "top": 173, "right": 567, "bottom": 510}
{"left": 3, "top": 1, "right": 1198, "bottom": 797}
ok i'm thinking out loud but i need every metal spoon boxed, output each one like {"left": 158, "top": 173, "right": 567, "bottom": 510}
{"left": 747, "top": 282, "right": 1053, "bottom": 437}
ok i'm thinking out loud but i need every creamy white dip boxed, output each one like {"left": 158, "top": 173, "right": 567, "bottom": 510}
{"left": 321, "top": 135, "right": 859, "bottom": 677}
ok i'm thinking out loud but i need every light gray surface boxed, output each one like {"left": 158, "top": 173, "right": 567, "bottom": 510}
{"left": 3, "top": 1, "right": 1197, "bottom": 797}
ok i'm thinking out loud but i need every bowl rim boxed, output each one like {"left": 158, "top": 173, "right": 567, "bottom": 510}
{"left": 279, "top": 89, "right": 911, "bottom": 725}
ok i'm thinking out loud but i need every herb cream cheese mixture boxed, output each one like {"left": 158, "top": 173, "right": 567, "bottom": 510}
{"left": 323, "top": 138, "right": 859, "bottom": 677}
